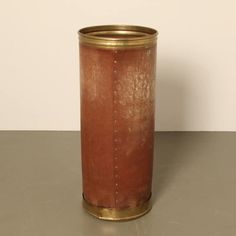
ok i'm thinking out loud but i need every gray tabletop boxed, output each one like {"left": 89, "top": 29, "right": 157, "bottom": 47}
{"left": 0, "top": 132, "right": 235, "bottom": 236}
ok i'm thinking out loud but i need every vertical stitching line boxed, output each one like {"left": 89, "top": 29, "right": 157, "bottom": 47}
{"left": 113, "top": 50, "right": 118, "bottom": 207}
{"left": 112, "top": 51, "right": 116, "bottom": 207}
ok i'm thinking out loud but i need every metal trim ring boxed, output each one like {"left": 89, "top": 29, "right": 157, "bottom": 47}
{"left": 82, "top": 195, "right": 152, "bottom": 221}
{"left": 78, "top": 25, "right": 158, "bottom": 49}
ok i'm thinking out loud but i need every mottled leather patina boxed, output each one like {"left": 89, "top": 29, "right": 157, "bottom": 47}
{"left": 80, "top": 43, "right": 156, "bottom": 210}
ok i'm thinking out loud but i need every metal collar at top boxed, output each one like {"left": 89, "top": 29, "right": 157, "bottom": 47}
{"left": 78, "top": 25, "right": 158, "bottom": 49}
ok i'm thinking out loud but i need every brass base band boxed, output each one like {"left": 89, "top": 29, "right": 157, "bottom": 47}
{"left": 82, "top": 195, "right": 152, "bottom": 221}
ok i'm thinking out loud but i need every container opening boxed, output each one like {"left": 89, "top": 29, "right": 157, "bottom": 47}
{"left": 87, "top": 30, "right": 149, "bottom": 39}
{"left": 79, "top": 25, "right": 158, "bottom": 48}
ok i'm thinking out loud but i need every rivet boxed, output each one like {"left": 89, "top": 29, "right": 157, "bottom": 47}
{"left": 114, "top": 60, "right": 117, "bottom": 64}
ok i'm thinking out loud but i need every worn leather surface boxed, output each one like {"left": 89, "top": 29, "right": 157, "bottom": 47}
{"left": 80, "top": 44, "right": 156, "bottom": 209}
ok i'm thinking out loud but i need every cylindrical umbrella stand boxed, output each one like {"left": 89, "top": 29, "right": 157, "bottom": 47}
{"left": 78, "top": 25, "right": 158, "bottom": 221}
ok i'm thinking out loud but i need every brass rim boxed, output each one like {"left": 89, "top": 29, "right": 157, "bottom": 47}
{"left": 82, "top": 195, "right": 152, "bottom": 221}
{"left": 78, "top": 25, "right": 158, "bottom": 49}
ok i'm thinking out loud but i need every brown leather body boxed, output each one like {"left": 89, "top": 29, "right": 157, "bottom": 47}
{"left": 80, "top": 43, "right": 156, "bottom": 209}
